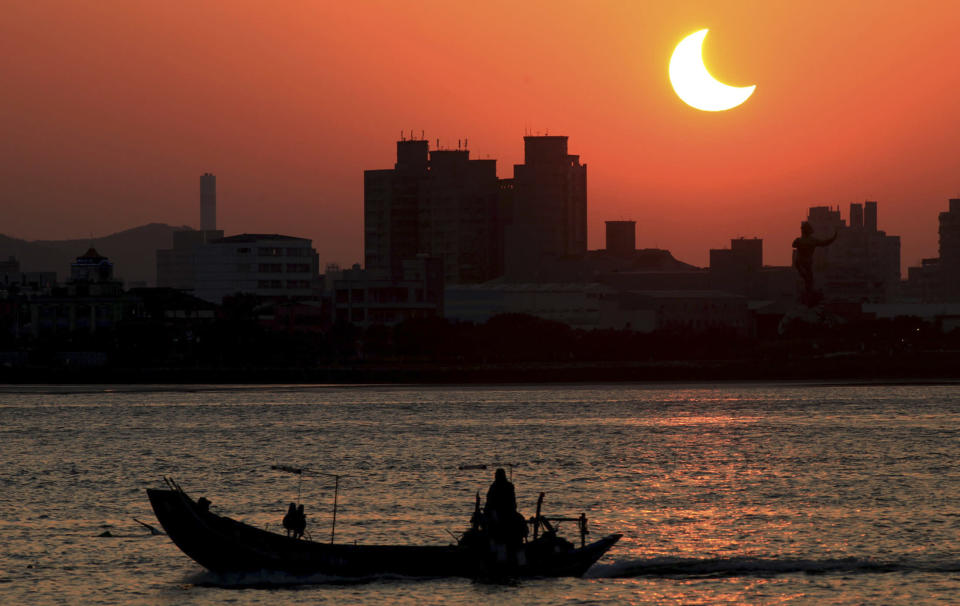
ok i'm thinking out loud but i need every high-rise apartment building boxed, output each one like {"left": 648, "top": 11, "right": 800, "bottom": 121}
{"left": 421, "top": 150, "right": 499, "bottom": 284}
{"left": 364, "top": 139, "right": 500, "bottom": 284}
{"left": 504, "top": 136, "right": 587, "bottom": 279}
{"left": 938, "top": 199, "right": 960, "bottom": 271}
{"left": 932, "top": 198, "right": 960, "bottom": 301}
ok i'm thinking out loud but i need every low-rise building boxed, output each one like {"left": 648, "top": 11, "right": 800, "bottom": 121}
{"left": 15, "top": 248, "right": 126, "bottom": 337}
{"left": 622, "top": 290, "right": 750, "bottom": 335}
{"left": 331, "top": 256, "right": 443, "bottom": 327}
{"left": 192, "top": 234, "right": 322, "bottom": 304}
{"left": 445, "top": 282, "right": 627, "bottom": 330}
{"left": 156, "top": 229, "right": 224, "bottom": 290}
{"left": 445, "top": 284, "right": 749, "bottom": 334}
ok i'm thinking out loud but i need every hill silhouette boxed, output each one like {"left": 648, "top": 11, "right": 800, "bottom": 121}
{"left": 0, "top": 223, "right": 191, "bottom": 286}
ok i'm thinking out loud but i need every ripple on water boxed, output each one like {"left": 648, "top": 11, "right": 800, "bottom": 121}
{"left": 0, "top": 383, "right": 959, "bottom": 604}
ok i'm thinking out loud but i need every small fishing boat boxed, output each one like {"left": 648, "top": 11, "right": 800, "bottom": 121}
{"left": 147, "top": 478, "right": 621, "bottom": 579}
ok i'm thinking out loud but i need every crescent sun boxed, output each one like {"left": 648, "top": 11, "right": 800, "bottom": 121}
{"left": 669, "top": 29, "right": 755, "bottom": 112}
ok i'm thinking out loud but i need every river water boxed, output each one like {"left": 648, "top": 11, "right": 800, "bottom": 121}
{"left": 1, "top": 383, "right": 959, "bottom": 604}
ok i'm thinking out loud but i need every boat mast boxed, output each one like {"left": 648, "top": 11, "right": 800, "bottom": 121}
{"left": 272, "top": 464, "right": 346, "bottom": 543}
{"left": 330, "top": 474, "right": 340, "bottom": 544}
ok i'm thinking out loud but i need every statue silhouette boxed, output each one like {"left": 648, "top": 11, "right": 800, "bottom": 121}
{"left": 793, "top": 221, "right": 837, "bottom": 306}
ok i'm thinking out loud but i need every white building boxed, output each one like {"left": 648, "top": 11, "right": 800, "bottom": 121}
{"left": 192, "top": 234, "right": 321, "bottom": 304}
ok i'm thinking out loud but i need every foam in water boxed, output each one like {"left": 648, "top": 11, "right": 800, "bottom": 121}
{"left": 584, "top": 556, "right": 960, "bottom": 578}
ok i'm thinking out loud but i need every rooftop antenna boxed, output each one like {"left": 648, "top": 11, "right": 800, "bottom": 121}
{"left": 436, "top": 138, "right": 440, "bottom": 149}
{"left": 458, "top": 139, "right": 461, "bottom": 150}
{"left": 400, "top": 130, "right": 404, "bottom": 142}
{"left": 421, "top": 130, "right": 424, "bottom": 140}
{"left": 465, "top": 138, "right": 468, "bottom": 149}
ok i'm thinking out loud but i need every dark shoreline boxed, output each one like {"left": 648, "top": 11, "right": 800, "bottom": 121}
{"left": 3, "top": 352, "right": 960, "bottom": 385}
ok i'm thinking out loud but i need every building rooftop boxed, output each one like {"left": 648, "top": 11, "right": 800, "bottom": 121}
{"left": 77, "top": 247, "right": 107, "bottom": 261}
{"left": 213, "top": 234, "right": 310, "bottom": 244}
{"left": 627, "top": 290, "right": 746, "bottom": 299}
{"left": 446, "top": 282, "right": 613, "bottom": 293}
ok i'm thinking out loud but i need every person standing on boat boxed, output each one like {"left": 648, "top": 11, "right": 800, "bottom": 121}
{"left": 293, "top": 504, "right": 307, "bottom": 539}
{"left": 484, "top": 468, "right": 527, "bottom": 549}
{"left": 282, "top": 502, "right": 297, "bottom": 537}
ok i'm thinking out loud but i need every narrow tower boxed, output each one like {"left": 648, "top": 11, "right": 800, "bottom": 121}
{"left": 200, "top": 173, "right": 217, "bottom": 231}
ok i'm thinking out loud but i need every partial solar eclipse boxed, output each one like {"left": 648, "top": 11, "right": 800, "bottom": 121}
{"left": 669, "top": 29, "right": 755, "bottom": 112}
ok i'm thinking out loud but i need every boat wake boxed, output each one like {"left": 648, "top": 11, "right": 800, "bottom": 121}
{"left": 586, "top": 556, "right": 960, "bottom": 579}
{"left": 183, "top": 556, "right": 960, "bottom": 587}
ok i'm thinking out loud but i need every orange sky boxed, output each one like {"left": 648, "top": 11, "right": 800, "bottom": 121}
{"left": 2, "top": 1, "right": 959, "bottom": 271}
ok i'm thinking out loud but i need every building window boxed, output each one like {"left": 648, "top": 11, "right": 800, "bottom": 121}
{"left": 258, "top": 247, "right": 283, "bottom": 257}
{"left": 238, "top": 247, "right": 251, "bottom": 254}
{"left": 286, "top": 263, "right": 311, "bottom": 273}
{"left": 258, "top": 263, "right": 282, "bottom": 273}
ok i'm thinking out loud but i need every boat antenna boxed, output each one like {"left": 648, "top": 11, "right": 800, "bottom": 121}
{"left": 272, "top": 465, "right": 348, "bottom": 544}
{"left": 271, "top": 464, "right": 306, "bottom": 504}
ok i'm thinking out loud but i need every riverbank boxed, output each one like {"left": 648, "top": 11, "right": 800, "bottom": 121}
{"left": 2, "top": 351, "right": 959, "bottom": 384}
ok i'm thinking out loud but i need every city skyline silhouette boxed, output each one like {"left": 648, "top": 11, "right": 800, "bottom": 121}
{"left": 2, "top": 3, "right": 959, "bottom": 272}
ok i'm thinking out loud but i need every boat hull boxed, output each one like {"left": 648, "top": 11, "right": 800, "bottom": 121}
{"left": 147, "top": 488, "right": 620, "bottom": 579}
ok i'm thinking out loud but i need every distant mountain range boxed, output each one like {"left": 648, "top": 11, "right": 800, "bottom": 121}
{"left": 0, "top": 223, "right": 191, "bottom": 286}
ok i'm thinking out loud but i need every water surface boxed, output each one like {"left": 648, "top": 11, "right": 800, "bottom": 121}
{"left": 2, "top": 383, "right": 958, "bottom": 604}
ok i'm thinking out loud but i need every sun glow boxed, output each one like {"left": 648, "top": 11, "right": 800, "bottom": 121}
{"left": 669, "top": 29, "right": 756, "bottom": 112}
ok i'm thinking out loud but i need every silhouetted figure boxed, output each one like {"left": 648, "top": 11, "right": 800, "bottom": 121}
{"left": 793, "top": 222, "right": 837, "bottom": 306}
{"left": 294, "top": 504, "right": 307, "bottom": 539}
{"left": 483, "top": 468, "right": 527, "bottom": 549}
{"left": 282, "top": 502, "right": 297, "bottom": 537}
{"left": 196, "top": 497, "right": 211, "bottom": 513}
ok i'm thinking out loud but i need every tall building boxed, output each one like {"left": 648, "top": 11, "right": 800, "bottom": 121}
{"left": 906, "top": 198, "right": 960, "bottom": 302}
{"left": 200, "top": 173, "right": 217, "bottom": 231}
{"left": 421, "top": 149, "right": 499, "bottom": 284}
{"left": 505, "top": 136, "right": 587, "bottom": 279}
{"left": 937, "top": 199, "right": 960, "bottom": 299}
{"left": 157, "top": 175, "right": 225, "bottom": 289}
{"left": 801, "top": 202, "right": 900, "bottom": 302}
{"left": 364, "top": 140, "right": 429, "bottom": 281}
{"left": 364, "top": 138, "right": 500, "bottom": 284}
